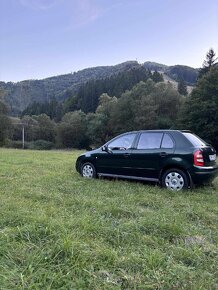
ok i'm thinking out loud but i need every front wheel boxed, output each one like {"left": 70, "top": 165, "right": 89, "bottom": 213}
{"left": 81, "top": 162, "right": 96, "bottom": 178}
{"left": 161, "top": 168, "right": 189, "bottom": 191}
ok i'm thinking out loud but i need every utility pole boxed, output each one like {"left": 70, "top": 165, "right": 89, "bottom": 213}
{"left": 22, "top": 124, "right": 25, "bottom": 149}
{"left": 12, "top": 122, "right": 26, "bottom": 149}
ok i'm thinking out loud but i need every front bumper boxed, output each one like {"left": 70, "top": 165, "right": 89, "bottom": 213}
{"left": 190, "top": 165, "right": 218, "bottom": 184}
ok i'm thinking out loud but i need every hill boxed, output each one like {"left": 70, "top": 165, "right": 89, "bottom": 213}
{"left": 144, "top": 62, "right": 198, "bottom": 85}
{"left": 1, "top": 61, "right": 139, "bottom": 115}
{"left": 0, "top": 61, "right": 198, "bottom": 115}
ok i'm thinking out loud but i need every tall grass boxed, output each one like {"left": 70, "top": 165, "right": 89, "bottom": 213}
{"left": 0, "top": 149, "right": 217, "bottom": 289}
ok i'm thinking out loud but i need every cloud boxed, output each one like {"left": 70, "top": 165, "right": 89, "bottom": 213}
{"left": 66, "top": 0, "right": 123, "bottom": 29}
{"left": 19, "top": 0, "right": 61, "bottom": 10}
{"left": 70, "top": 0, "right": 102, "bottom": 28}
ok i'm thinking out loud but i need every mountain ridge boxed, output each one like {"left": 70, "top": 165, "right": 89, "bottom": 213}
{"left": 0, "top": 60, "right": 198, "bottom": 115}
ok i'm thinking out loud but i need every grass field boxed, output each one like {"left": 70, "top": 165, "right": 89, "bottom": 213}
{"left": 0, "top": 148, "right": 217, "bottom": 289}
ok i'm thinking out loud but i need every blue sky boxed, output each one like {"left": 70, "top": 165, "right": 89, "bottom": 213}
{"left": 0, "top": 0, "right": 217, "bottom": 82}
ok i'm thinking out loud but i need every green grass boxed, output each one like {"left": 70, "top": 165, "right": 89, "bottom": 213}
{"left": 0, "top": 148, "right": 217, "bottom": 289}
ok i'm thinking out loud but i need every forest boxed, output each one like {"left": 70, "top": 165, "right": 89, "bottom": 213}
{"left": 0, "top": 49, "right": 217, "bottom": 150}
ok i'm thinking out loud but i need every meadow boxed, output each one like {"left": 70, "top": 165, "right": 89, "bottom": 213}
{"left": 0, "top": 148, "right": 217, "bottom": 289}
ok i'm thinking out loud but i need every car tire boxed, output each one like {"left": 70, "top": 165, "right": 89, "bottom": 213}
{"left": 81, "top": 162, "right": 96, "bottom": 178}
{"left": 161, "top": 168, "right": 189, "bottom": 191}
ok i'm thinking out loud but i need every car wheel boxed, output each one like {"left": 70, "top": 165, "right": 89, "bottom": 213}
{"left": 162, "top": 168, "right": 189, "bottom": 191}
{"left": 81, "top": 162, "right": 96, "bottom": 178}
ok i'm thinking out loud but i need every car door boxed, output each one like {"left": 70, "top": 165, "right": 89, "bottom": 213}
{"left": 130, "top": 132, "right": 164, "bottom": 179}
{"left": 95, "top": 133, "right": 137, "bottom": 175}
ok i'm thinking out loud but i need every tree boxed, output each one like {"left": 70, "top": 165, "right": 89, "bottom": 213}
{"left": 178, "top": 79, "right": 188, "bottom": 95}
{"left": 198, "top": 48, "right": 217, "bottom": 79}
{"left": 21, "top": 115, "right": 39, "bottom": 142}
{"left": 86, "top": 93, "right": 118, "bottom": 146}
{"left": 65, "top": 66, "right": 152, "bottom": 114}
{"left": 57, "top": 111, "right": 88, "bottom": 148}
{"left": 111, "top": 80, "right": 182, "bottom": 134}
{"left": 179, "top": 67, "right": 218, "bottom": 149}
{"left": 32, "top": 114, "right": 56, "bottom": 142}
{"left": 0, "top": 89, "right": 11, "bottom": 145}
{"left": 21, "top": 97, "right": 63, "bottom": 121}
{"left": 152, "top": 71, "right": 164, "bottom": 83}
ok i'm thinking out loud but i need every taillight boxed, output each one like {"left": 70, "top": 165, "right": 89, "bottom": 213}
{"left": 194, "top": 150, "right": 204, "bottom": 166}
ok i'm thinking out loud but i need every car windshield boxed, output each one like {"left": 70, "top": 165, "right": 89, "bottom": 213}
{"left": 183, "top": 132, "right": 207, "bottom": 147}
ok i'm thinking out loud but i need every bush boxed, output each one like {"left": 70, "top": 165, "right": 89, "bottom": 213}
{"left": 4, "top": 140, "right": 25, "bottom": 149}
{"left": 4, "top": 139, "right": 54, "bottom": 150}
{"left": 28, "top": 140, "right": 54, "bottom": 150}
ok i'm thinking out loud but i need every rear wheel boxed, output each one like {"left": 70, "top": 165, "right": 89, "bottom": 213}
{"left": 161, "top": 168, "right": 189, "bottom": 191}
{"left": 81, "top": 162, "right": 96, "bottom": 178}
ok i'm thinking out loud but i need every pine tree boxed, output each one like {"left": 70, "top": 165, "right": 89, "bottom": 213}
{"left": 178, "top": 79, "right": 188, "bottom": 95}
{"left": 152, "top": 71, "right": 164, "bottom": 83}
{"left": 179, "top": 67, "right": 218, "bottom": 149}
{"left": 198, "top": 48, "right": 217, "bottom": 79}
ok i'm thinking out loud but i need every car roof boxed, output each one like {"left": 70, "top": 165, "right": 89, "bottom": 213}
{"left": 122, "top": 129, "right": 192, "bottom": 134}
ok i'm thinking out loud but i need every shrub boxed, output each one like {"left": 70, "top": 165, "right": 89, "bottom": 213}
{"left": 28, "top": 140, "right": 54, "bottom": 150}
{"left": 4, "top": 140, "right": 25, "bottom": 149}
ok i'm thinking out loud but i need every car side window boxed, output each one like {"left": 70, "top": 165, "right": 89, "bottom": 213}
{"left": 137, "top": 133, "right": 163, "bottom": 149}
{"left": 161, "top": 133, "right": 174, "bottom": 148}
{"left": 108, "top": 134, "right": 136, "bottom": 150}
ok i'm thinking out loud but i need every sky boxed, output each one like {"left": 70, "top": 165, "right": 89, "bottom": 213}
{"left": 0, "top": 0, "right": 217, "bottom": 82}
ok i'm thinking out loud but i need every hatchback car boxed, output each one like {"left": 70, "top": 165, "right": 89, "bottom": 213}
{"left": 76, "top": 130, "right": 218, "bottom": 191}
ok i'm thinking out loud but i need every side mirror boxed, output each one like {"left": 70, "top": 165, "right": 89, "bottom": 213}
{"left": 102, "top": 145, "right": 112, "bottom": 153}
{"left": 102, "top": 145, "right": 107, "bottom": 151}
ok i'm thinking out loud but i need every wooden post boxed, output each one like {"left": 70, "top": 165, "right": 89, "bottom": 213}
{"left": 22, "top": 125, "right": 25, "bottom": 149}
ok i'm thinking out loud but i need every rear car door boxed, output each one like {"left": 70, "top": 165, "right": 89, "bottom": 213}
{"left": 130, "top": 132, "right": 163, "bottom": 179}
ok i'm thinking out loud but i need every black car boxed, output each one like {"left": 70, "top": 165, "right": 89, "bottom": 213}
{"left": 76, "top": 130, "right": 218, "bottom": 191}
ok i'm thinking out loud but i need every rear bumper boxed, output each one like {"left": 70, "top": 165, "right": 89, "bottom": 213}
{"left": 190, "top": 165, "right": 218, "bottom": 184}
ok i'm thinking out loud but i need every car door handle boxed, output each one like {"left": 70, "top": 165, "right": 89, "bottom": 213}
{"left": 124, "top": 153, "right": 131, "bottom": 157}
{"left": 160, "top": 152, "right": 168, "bottom": 157}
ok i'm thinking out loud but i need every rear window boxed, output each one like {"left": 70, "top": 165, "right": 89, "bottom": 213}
{"left": 161, "top": 133, "right": 174, "bottom": 148}
{"left": 183, "top": 133, "right": 207, "bottom": 147}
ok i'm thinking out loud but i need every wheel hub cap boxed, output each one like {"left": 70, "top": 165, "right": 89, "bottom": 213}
{"left": 165, "top": 172, "right": 184, "bottom": 191}
{"left": 82, "top": 165, "right": 94, "bottom": 178}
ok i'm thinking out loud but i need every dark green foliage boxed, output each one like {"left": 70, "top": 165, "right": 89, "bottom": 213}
{"left": 10, "top": 114, "right": 56, "bottom": 144}
{"left": 30, "top": 114, "right": 56, "bottom": 142}
{"left": 67, "top": 66, "right": 152, "bottom": 113}
{"left": 5, "top": 140, "right": 54, "bottom": 150}
{"left": 21, "top": 98, "right": 63, "bottom": 121}
{"left": 179, "top": 67, "right": 218, "bottom": 149}
{"left": 4, "top": 140, "right": 24, "bottom": 149}
{"left": 198, "top": 48, "right": 217, "bottom": 79}
{"left": 0, "top": 89, "right": 11, "bottom": 145}
{"left": 86, "top": 94, "right": 118, "bottom": 145}
{"left": 28, "top": 140, "right": 54, "bottom": 150}
{"left": 178, "top": 79, "right": 188, "bottom": 95}
{"left": 3, "top": 53, "right": 216, "bottom": 150}
{"left": 57, "top": 111, "right": 89, "bottom": 148}
{"left": 152, "top": 70, "right": 164, "bottom": 83}
{"left": 110, "top": 80, "right": 182, "bottom": 136}
{"left": 1, "top": 61, "right": 139, "bottom": 115}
